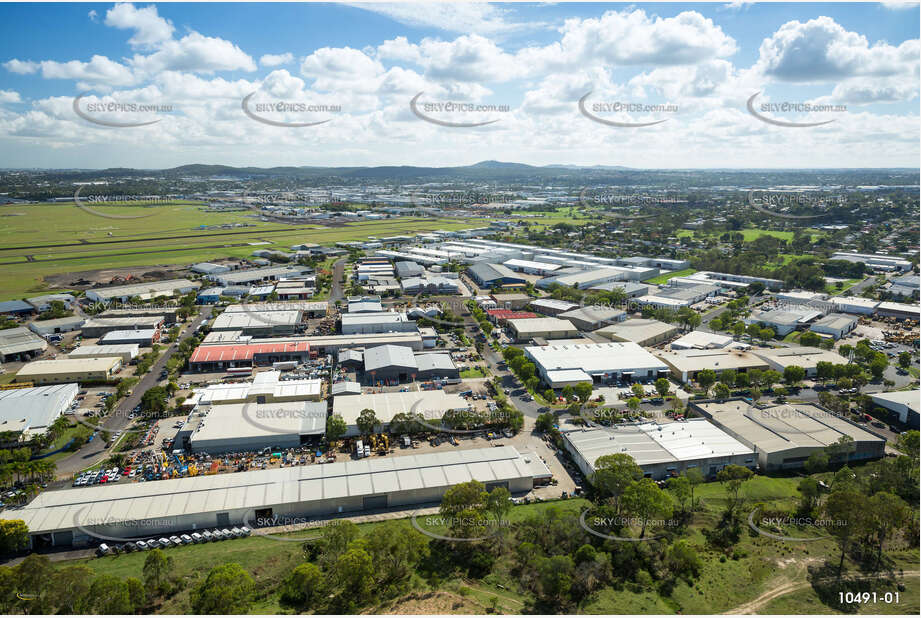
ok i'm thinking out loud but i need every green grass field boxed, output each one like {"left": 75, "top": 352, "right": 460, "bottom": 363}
{"left": 678, "top": 228, "right": 825, "bottom": 243}
{"left": 0, "top": 202, "right": 483, "bottom": 300}
{"left": 644, "top": 268, "right": 696, "bottom": 284}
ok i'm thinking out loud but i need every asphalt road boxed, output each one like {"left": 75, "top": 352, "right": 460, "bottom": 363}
{"left": 54, "top": 306, "right": 212, "bottom": 479}
{"left": 329, "top": 258, "right": 346, "bottom": 302}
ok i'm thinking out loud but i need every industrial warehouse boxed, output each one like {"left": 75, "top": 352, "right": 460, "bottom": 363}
{"left": 14, "top": 446, "right": 550, "bottom": 548}
{"left": 524, "top": 342, "right": 669, "bottom": 388}
{"left": 692, "top": 400, "right": 886, "bottom": 471}
{"left": 562, "top": 419, "right": 755, "bottom": 480}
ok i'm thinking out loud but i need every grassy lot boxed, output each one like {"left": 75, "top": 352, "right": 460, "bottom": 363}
{"left": 0, "top": 202, "right": 483, "bottom": 300}
{"left": 644, "top": 268, "right": 696, "bottom": 284}
{"left": 826, "top": 278, "right": 862, "bottom": 295}
{"left": 34, "top": 420, "right": 93, "bottom": 464}
{"left": 677, "top": 229, "right": 824, "bottom": 243}
{"left": 460, "top": 367, "right": 488, "bottom": 378}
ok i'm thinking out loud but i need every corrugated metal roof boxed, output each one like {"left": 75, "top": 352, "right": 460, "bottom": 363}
{"left": 5, "top": 447, "right": 547, "bottom": 534}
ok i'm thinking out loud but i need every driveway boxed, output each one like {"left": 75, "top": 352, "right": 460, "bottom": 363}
{"left": 53, "top": 307, "right": 212, "bottom": 479}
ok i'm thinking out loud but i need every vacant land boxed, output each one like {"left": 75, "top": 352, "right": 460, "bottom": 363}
{"left": 0, "top": 202, "right": 483, "bottom": 299}
{"left": 645, "top": 268, "right": 697, "bottom": 284}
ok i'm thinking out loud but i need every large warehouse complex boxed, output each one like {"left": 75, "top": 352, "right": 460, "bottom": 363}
{"left": 13, "top": 446, "right": 550, "bottom": 547}
{"left": 0, "top": 226, "right": 916, "bottom": 563}
{"left": 692, "top": 400, "right": 886, "bottom": 471}
{"left": 524, "top": 342, "right": 669, "bottom": 388}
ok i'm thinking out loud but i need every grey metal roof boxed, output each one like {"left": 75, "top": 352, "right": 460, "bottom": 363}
{"left": 6, "top": 446, "right": 543, "bottom": 534}
{"left": 414, "top": 353, "right": 456, "bottom": 373}
{"left": 0, "top": 327, "right": 47, "bottom": 356}
{"left": 0, "top": 300, "right": 33, "bottom": 313}
{"left": 363, "top": 344, "right": 417, "bottom": 372}
{"left": 0, "top": 383, "right": 76, "bottom": 435}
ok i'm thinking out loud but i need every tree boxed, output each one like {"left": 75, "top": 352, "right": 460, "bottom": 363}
{"left": 626, "top": 396, "right": 641, "bottom": 413}
{"left": 326, "top": 414, "right": 347, "bottom": 442}
{"left": 331, "top": 543, "right": 375, "bottom": 609}
{"left": 746, "top": 323, "right": 762, "bottom": 341}
{"left": 734, "top": 372, "right": 749, "bottom": 389}
{"left": 315, "top": 520, "right": 360, "bottom": 569}
{"left": 804, "top": 450, "right": 829, "bottom": 474}
{"left": 485, "top": 486, "right": 513, "bottom": 526}
{"left": 799, "top": 330, "right": 821, "bottom": 347}
{"left": 190, "top": 563, "right": 256, "bottom": 614}
{"left": 823, "top": 490, "right": 866, "bottom": 578}
{"left": 716, "top": 465, "right": 754, "bottom": 514}
{"left": 366, "top": 520, "right": 430, "bottom": 591}
{"left": 749, "top": 387, "right": 762, "bottom": 402}
{"left": 623, "top": 478, "right": 673, "bottom": 538}
{"left": 668, "top": 475, "right": 692, "bottom": 512}
{"left": 898, "top": 351, "right": 912, "bottom": 369}
{"left": 868, "top": 354, "right": 888, "bottom": 381}
{"left": 593, "top": 453, "right": 642, "bottom": 513}
{"left": 816, "top": 361, "right": 835, "bottom": 384}
{"left": 49, "top": 565, "right": 95, "bottom": 613}
{"left": 140, "top": 386, "right": 169, "bottom": 414}
{"left": 759, "top": 327, "right": 775, "bottom": 342}
{"left": 696, "top": 369, "right": 717, "bottom": 394}
{"left": 684, "top": 468, "right": 704, "bottom": 509}
{"left": 561, "top": 385, "right": 575, "bottom": 402}
{"left": 440, "top": 480, "right": 489, "bottom": 538}
{"left": 865, "top": 492, "right": 910, "bottom": 570}
{"left": 783, "top": 365, "right": 806, "bottom": 385}
{"left": 535, "top": 412, "right": 555, "bottom": 433}
{"left": 574, "top": 382, "right": 593, "bottom": 403}
{"left": 719, "top": 369, "right": 737, "bottom": 387}
{"left": 143, "top": 548, "right": 173, "bottom": 595}
{"left": 897, "top": 430, "right": 919, "bottom": 463}
{"left": 797, "top": 477, "right": 822, "bottom": 513}
{"left": 125, "top": 577, "right": 145, "bottom": 613}
{"left": 666, "top": 539, "right": 702, "bottom": 580}
{"left": 280, "top": 562, "right": 325, "bottom": 608}
{"left": 534, "top": 554, "right": 575, "bottom": 608}
{"left": 713, "top": 383, "right": 731, "bottom": 400}
{"left": 761, "top": 370, "right": 781, "bottom": 389}
{"left": 88, "top": 574, "right": 134, "bottom": 614}
{"left": 0, "top": 519, "right": 28, "bottom": 554}
{"left": 631, "top": 383, "right": 645, "bottom": 399}
{"left": 352, "top": 406, "right": 382, "bottom": 436}
{"left": 654, "top": 377, "right": 671, "bottom": 399}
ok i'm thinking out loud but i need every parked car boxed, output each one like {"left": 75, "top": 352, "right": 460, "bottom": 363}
{"left": 180, "top": 534, "right": 193, "bottom": 545}
{"left": 96, "top": 543, "right": 110, "bottom": 557}
{"left": 136, "top": 541, "right": 149, "bottom": 550}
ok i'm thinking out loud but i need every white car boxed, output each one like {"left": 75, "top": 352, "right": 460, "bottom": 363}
{"left": 190, "top": 532, "right": 203, "bottom": 543}
{"left": 201, "top": 530, "right": 213, "bottom": 541}
{"left": 180, "top": 534, "right": 193, "bottom": 544}
{"left": 136, "top": 540, "right": 149, "bottom": 550}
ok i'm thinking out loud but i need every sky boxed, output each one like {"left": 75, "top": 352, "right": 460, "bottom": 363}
{"left": 0, "top": 1, "right": 918, "bottom": 169}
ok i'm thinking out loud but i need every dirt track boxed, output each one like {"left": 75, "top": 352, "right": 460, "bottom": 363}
{"left": 725, "top": 570, "right": 919, "bottom": 614}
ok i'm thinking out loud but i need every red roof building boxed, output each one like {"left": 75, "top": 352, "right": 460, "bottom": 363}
{"left": 485, "top": 309, "right": 539, "bottom": 323}
{"left": 189, "top": 342, "right": 311, "bottom": 371}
